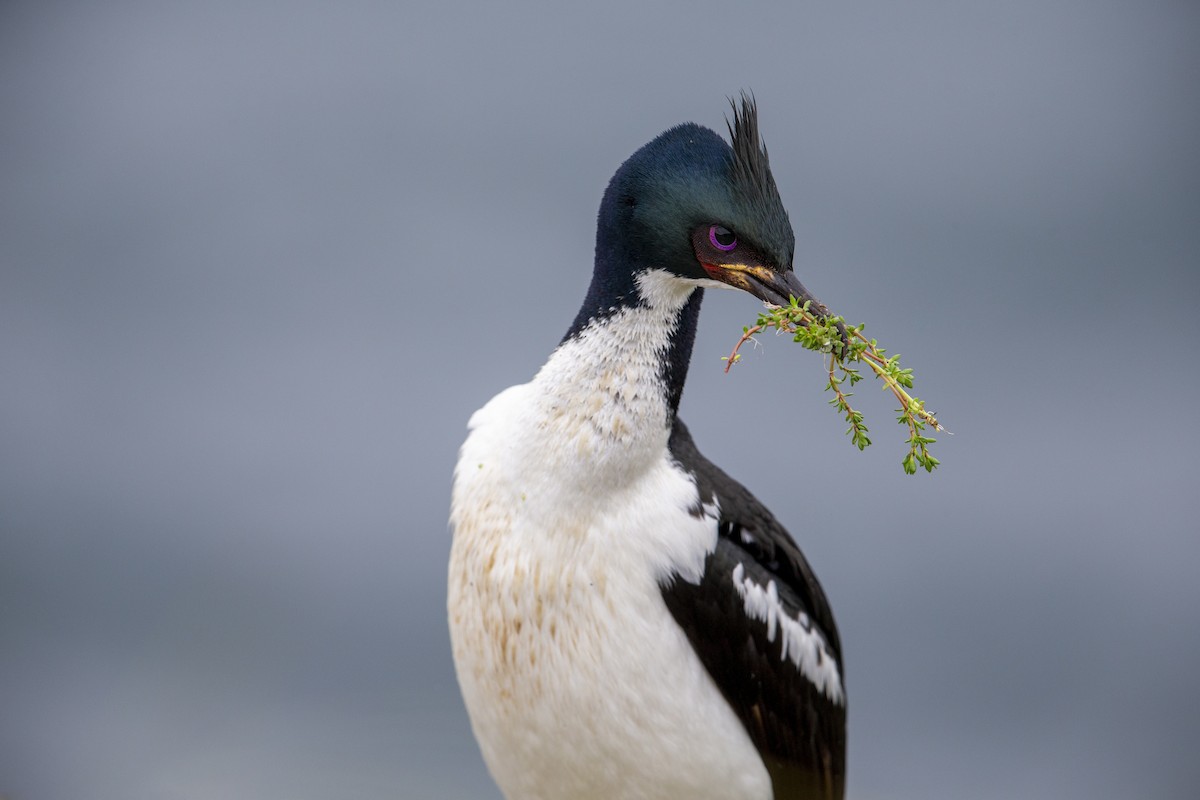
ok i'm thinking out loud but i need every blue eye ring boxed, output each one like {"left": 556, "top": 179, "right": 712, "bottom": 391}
{"left": 709, "top": 225, "right": 737, "bottom": 252}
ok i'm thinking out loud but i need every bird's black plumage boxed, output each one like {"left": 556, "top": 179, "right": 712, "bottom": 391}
{"left": 663, "top": 420, "right": 846, "bottom": 799}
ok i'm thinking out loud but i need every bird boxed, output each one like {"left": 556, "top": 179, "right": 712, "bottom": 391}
{"left": 448, "top": 96, "right": 846, "bottom": 800}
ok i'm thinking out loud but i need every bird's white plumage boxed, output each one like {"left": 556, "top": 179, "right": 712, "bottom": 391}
{"left": 731, "top": 562, "right": 845, "bottom": 705}
{"left": 448, "top": 271, "right": 773, "bottom": 799}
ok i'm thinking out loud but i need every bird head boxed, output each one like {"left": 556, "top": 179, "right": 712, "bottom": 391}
{"left": 595, "top": 95, "right": 841, "bottom": 336}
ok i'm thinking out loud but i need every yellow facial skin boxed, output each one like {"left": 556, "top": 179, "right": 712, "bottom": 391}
{"left": 699, "top": 261, "right": 778, "bottom": 293}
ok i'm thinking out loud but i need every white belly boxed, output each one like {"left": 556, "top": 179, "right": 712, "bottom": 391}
{"left": 448, "top": 388, "right": 771, "bottom": 800}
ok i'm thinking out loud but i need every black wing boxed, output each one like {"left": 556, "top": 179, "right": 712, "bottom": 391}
{"left": 661, "top": 419, "right": 846, "bottom": 800}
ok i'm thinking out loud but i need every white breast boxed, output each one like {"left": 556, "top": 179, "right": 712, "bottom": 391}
{"left": 447, "top": 276, "right": 772, "bottom": 799}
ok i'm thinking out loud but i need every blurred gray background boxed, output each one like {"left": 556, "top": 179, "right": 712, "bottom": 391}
{"left": 2, "top": 2, "right": 1198, "bottom": 798}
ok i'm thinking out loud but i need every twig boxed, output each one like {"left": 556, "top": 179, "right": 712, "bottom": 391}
{"left": 724, "top": 298, "right": 945, "bottom": 474}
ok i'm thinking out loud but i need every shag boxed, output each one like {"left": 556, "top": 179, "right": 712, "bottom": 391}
{"left": 449, "top": 96, "right": 846, "bottom": 800}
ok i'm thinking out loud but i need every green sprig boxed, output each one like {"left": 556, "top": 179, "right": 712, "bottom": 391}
{"left": 723, "top": 297, "right": 945, "bottom": 474}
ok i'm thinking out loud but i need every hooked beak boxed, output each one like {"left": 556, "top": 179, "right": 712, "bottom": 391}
{"left": 701, "top": 262, "right": 849, "bottom": 353}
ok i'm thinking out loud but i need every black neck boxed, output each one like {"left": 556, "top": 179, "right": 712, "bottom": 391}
{"left": 662, "top": 288, "right": 702, "bottom": 417}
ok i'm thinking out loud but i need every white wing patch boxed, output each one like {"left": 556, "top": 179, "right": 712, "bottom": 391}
{"left": 732, "top": 562, "right": 845, "bottom": 705}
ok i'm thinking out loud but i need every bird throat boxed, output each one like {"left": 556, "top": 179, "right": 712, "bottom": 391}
{"left": 530, "top": 269, "right": 703, "bottom": 483}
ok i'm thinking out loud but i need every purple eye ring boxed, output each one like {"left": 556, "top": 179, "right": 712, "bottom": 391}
{"left": 708, "top": 225, "right": 738, "bottom": 252}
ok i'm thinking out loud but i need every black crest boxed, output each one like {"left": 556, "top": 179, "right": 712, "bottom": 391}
{"left": 722, "top": 93, "right": 794, "bottom": 269}
{"left": 726, "top": 93, "right": 786, "bottom": 219}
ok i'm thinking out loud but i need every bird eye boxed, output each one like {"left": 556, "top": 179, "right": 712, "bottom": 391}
{"left": 708, "top": 225, "right": 738, "bottom": 252}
